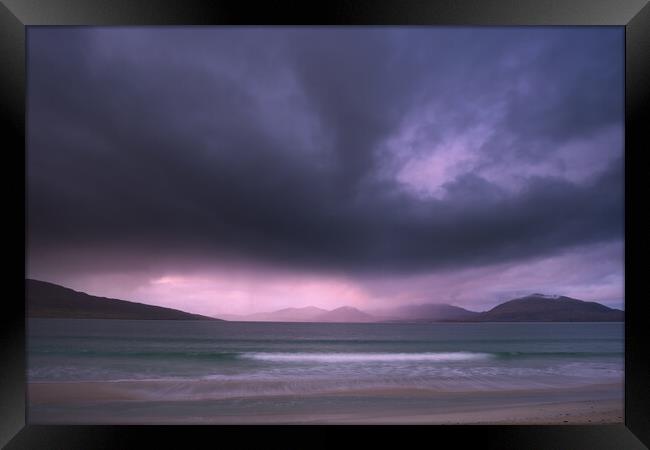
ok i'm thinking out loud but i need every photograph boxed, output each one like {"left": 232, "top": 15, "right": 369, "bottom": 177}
{"left": 25, "top": 26, "right": 625, "bottom": 425}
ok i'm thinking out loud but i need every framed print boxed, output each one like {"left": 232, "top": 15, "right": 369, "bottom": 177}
{"left": 2, "top": 0, "right": 649, "bottom": 448}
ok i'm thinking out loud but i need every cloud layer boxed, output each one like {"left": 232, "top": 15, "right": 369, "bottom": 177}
{"left": 27, "top": 27, "right": 624, "bottom": 312}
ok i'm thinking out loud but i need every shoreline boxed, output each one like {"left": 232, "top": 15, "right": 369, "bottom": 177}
{"left": 27, "top": 380, "right": 622, "bottom": 403}
{"left": 28, "top": 381, "right": 623, "bottom": 425}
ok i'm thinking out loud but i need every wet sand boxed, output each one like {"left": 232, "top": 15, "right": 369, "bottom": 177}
{"left": 28, "top": 381, "right": 623, "bottom": 425}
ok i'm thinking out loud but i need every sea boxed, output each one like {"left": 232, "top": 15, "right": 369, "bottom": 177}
{"left": 27, "top": 319, "right": 624, "bottom": 423}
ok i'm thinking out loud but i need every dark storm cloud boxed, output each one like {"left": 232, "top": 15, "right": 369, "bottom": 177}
{"left": 27, "top": 27, "right": 624, "bottom": 274}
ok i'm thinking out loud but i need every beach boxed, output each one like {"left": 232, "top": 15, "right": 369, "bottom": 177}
{"left": 28, "top": 381, "right": 622, "bottom": 424}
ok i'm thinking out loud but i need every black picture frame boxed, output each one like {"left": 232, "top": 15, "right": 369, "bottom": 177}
{"left": 2, "top": 1, "right": 648, "bottom": 448}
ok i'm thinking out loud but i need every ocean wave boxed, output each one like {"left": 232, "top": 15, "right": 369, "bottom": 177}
{"left": 239, "top": 352, "right": 492, "bottom": 363}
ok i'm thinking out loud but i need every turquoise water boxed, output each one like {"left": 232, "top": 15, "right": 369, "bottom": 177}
{"left": 28, "top": 319, "right": 623, "bottom": 399}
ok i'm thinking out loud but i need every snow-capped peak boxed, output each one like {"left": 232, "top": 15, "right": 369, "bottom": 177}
{"left": 532, "top": 293, "right": 562, "bottom": 299}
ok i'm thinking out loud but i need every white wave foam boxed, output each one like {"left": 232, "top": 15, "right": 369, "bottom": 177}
{"left": 240, "top": 352, "right": 492, "bottom": 363}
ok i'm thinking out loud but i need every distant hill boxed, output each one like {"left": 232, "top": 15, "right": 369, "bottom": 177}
{"left": 222, "top": 306, "right": 329, "bottom": 322}
{"left": 476, "top": 294, "right": 624, "bottom": 322}
{"left": 371, "top": 303, "right": 480, "bottom": 322}
{"left": 225, "top": 306, "right": 376, "bottom": 323}
{"left": 313, "top": 306, "right": 376, "bottom": 323}
{"left": 26, "top": 279, "right": 220, "bottom": 321}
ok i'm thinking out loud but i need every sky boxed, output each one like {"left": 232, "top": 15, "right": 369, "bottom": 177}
{"left": 26, "top": 27, "right": 624, "bottom": 316}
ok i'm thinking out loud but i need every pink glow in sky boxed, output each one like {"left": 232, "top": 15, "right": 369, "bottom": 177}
{"left": 139, "top": 273, "right": 370, "bottom": 316}
{"left": 30, "top": 241, "right": 623, "bottom": 317}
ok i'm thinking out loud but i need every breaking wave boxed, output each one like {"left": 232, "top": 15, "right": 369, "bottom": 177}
{"left": 240, "top": 351, "right": 492, "bottom": 363}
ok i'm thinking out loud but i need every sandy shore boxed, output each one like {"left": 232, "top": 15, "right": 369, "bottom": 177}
{"left": 28, "top": 381, "right": 623, "bottom": 425}
{"left": 322, "top": 399, "right": 623, "bottom": 425}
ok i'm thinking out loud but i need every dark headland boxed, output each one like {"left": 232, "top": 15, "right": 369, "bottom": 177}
{"left": 474, "top": 294, "right": 624, "bottom": 322}
{"left": 26, "top": 279, "right": 219, "bottom": 320}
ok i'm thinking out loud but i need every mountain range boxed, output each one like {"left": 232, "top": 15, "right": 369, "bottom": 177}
{"left": 26, "top": 280, "right": 623, "bottom": 322}
{"left": 220, "top": 294, "right": 623, "bottom": 323}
